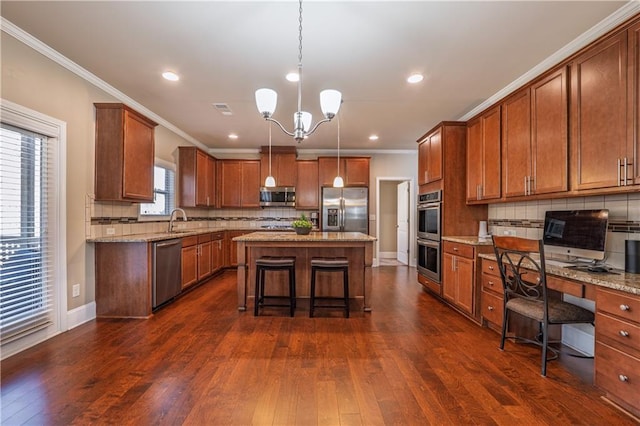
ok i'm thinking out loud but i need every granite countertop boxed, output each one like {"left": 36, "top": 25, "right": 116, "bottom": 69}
{"left": 233, "top": 231, "right": 377, "bottom": 242}
{"left": 442, "top": 236, "right": 493, "bottom": 246}
{"left": 478, "top": 252, "right": 640, "bottom": 296}
{"left": 87, "top": 228, "right": 224, "bottom": 243}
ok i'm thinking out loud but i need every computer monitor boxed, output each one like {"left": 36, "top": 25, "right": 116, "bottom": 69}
{"left": 542, "top": 209, "right": 609, "bottom": 261}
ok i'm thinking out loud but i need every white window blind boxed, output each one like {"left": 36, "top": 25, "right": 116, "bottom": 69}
{"left": 0, "top": 123, "right": 54, "bottom": 343}
{"left": 139, "top": 165, "right": 175, "bottom": 216}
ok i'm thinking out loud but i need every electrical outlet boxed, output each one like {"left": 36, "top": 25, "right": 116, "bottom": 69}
{"left": 72, "top": 284, "right": 80, "bottom": 298}
{"left": 503, "top": 230, "right": 516, "bottom": 236}
{"left": 105, "top": 227, "right": 115, "bottom": 235}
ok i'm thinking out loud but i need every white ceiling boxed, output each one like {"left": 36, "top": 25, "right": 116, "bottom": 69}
{"left": 0, "top": 1, "right": 631, "bottom": 151}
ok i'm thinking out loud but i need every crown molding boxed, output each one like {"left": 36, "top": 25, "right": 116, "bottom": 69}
{"left": 1, "top": 17, "right": 209, "bottom": 151}
{"left": 458, "top": 2, "right": 640, "bottom": 121}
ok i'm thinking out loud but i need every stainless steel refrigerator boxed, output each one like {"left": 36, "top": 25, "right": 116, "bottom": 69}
{"left": 321, "top": 187, "right": 368, "bottom": 234}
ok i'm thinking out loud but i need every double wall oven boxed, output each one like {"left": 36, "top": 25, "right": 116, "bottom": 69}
{"left": 417, "top": 190, "right": 442, "bottom": 282}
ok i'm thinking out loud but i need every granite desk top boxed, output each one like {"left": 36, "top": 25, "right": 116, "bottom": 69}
{"left": 233, "top": 231, "right": 377, "bottom": 243}
{"left": 478, "top": 252, "right": 640, "bottom": 296}
{"left": 442, "top": 236, "right": 494, "bottom": 246}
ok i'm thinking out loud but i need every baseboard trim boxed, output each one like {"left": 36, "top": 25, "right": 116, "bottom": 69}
{"left": 379, "top": 251, "right": 397, "bottom": 259}
{"left": 67, "top": 302, "right": 96, "bottom": 330}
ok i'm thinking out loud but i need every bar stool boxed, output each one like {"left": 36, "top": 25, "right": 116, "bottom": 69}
{"left": 309, "top": 257, "right": 350, "bottom": 318}
{"left": 254, "top": 257, "right": 296, "bottom": 317}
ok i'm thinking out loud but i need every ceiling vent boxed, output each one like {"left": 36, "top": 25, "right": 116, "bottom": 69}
{"left": 212, "top": 103, "right": 233, "bottom": 116}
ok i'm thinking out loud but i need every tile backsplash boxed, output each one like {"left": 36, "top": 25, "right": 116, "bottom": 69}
{"left": 85, "top": 195, "right": 317, "bottom": 239}
{"left": 488, "top": 193, "right": 640, "bottom": 269}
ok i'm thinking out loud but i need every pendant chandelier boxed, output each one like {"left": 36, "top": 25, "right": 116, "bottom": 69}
{"left": 255, "top": 0, "right": 342, "bottom": 143}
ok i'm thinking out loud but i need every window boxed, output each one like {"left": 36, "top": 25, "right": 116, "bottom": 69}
{"left": 139, "top": 164, "right": 175, "bottom": 216}
{"left": 1, "top": 124, "right": 55, "bottom": 344}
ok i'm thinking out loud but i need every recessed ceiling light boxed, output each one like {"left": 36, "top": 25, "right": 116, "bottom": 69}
{"left": 369, "top": 135, "right": 379, "bottom": 141}
{"left": 228, "top": 133, "right": 238, "bottom": 140}
{"left": 407, "top": 73, "right": 424, "bottom": 84}
{"left": 162, "top": 71, "right": 180, "bottom": 81}
{"left": 286, "top": 72, "right": 300, "bottom": 82}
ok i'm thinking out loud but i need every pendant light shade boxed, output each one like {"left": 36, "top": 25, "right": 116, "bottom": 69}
{"left": 255, "top": 88, "right": 277, "bottom": 118}
{"left": 265, "top": 175, "right": 276, "bottom": 187}
{"left": 320, "top": 89, "right": 342, "bottom": 118}
{"left": 333, "top": 176, "right": 344, "bottom": 188}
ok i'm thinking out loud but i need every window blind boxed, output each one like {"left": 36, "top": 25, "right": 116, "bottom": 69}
{"left": 0, "top": 123, "right": 54, "bottom": 343}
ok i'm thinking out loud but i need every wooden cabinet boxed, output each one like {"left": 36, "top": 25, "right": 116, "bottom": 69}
{"left": 211, "top": 232, "right": 224, "bottom": 273}
{"left": 595, "top": 287, "right": 640, "bottom": 417}
{"left": 219, "top": 160, "right": 261, "bottom": 208}
{"left": 502, "top": 67, "right": 568, "bottom": 198}
{"left": 296, "top": 160, "right": 319, "bottom": 209}
{"left": 627, "top": 21, "right": 640, "bottom": 186}
{"left": 466, "top": 106, "right": 501, "bottom": 203}
{"left": 225, "top": 230, "right": 251, "bottom": 267}
{"left": 94, "top": 103, "right": 157, "bottom": 202}
{"left": 442, "top": 242, "right": 477, "bottom": 316}
{"left": 181, "top": 236, "right": 199, "bottom": 289}
{"left": 480, "top": 259, "right": 503, "bottom": 330}
{"left": 571, "top": 31, "right": 629, "bottom": 191}
{"left": 318, "top": 157, "right": 370, "bottom": 187}
{"left": 417, "top": 127, "right": 442, "bottom": 186}
{"left": 197, "top": 233, "right": 213, "bottom": 281}
{"left": 178, "top": 147, "right": 216, "bottom": 208}
{"left": 260, "top": 147, "right": 297, "bottom": 187}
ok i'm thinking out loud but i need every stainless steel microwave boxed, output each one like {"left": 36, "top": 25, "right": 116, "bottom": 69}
{"left": 259, "top": 187, "right": 296, "bottom": 207}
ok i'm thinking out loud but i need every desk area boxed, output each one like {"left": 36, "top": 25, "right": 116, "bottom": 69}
{"left": 477, "top": 250, "right": 640, "bottom": 418}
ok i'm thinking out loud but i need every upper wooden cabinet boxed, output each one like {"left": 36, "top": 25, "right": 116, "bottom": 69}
{"left": 628, "top": 21, "right": 640, "bottom": 186}
{"left": 94, "top": 103, "right": 157, "bottom": 202}
{"left": 571, "top": 31, "right": 629, "bottom": 191}
{"left": 178, "top": 147, "right": 216, "bottom": 208}
{"left": 296, "top": 160, "right": 319, "bottom": 209}
{"left": 219, "top": 160, "right": 261, "bottom": 208}
{"left": 502, "top": 67, "right": 568, "bottom": 198}
{"left": 260, "top": 146, "right": 297, "bottom": 187}
{"left": 417, "top": 127, "right": 442, "bottom": 185}
{"left": 318, "top": 157, "right": 370, "bottom": 187}
{"left": 466, "top": 106, "right": 501, "bottom": 203}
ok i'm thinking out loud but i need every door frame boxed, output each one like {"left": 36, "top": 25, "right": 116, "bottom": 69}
{"left": 375, "top": 176, "right": 415, "bottom": 267}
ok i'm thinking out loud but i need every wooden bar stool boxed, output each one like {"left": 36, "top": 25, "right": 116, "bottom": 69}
{"left": 254, "top": 257, "right": 296, "bottom": 317}
{"left": 310, "top": 257, "right": 350, "bottom": 318}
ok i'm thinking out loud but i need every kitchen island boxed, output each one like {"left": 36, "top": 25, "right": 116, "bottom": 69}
{"left": 234, "top": 231, "right": 377, "bottom": 312}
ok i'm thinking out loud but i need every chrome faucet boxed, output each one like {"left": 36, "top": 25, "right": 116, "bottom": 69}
{"left": 168, "top": 208, "right": 188, "bottom": 232}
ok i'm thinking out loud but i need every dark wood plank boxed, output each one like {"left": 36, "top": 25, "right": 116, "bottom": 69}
{"left": 1, "top": 267, "right": 636, "bottom": 425}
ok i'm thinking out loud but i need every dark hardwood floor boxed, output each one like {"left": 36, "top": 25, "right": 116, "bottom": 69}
{"left": 1, "top": 266, "right": 637, "bottom": 425}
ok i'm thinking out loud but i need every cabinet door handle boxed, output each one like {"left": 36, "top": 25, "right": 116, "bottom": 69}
{"left": 618, "top": 374, "right": 629, "bottom": 382}
{"left": 620, "top": 304, "right": 630, "bottom": 311}
{"left": 624, "top": 157, "right": 629, "bottom": 186}
{"left": 619, "top": 330, "right": 630, "bottom": 337}
{"left": 487, "top": 306, "right": 494, "bottom": 311}
{"left": 617, "top": 158, "right": 622, "bottom": 186}
{"left": 524, "top": 176, "right": 528, "bottom": 195}
{"left": 488, "top": 266, "right": 494, "bottom": 271}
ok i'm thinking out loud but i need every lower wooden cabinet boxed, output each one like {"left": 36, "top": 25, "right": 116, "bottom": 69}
{"left": 480, "top": 258, "right": 503, "bottom": 329}
{"left": 225, "top": 230, "right": 251, "bottom": 267}
{"left": 181, "top": 232, "right": 225, "bottom": 290}
{"left": 595, "top": 287, "right": 640, "bottom": 417}
{"left": 181, "top": 236, "right": 199, "bottom": 289}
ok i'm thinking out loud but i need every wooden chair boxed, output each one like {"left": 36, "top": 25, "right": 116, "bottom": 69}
{"left": 492, "top": 236, "right": 595, "bottom": 376}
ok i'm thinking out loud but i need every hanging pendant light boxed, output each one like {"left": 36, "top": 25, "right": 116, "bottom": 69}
{"left": 333, "top": 114, "right": 344, "bottom": 188}
{"left": 265, "top": 122, "right": 276, "bottom": 187}
{"left": 255, "top": 0, "right": 341, "bottom": 143}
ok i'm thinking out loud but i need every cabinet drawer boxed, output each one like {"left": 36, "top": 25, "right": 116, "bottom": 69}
{"left": 482, "top": 290, "right": 504, "bottom": 326}
{"left": 546, "top": 275, "right": 585, "bottom": 298}
{"left": 198, "top": 233, "right": 212, "bottom": 243}
{"left": 597, "top": 288, "right": 640, "bottom": 323}
{"left": 211, "top": 231, "right": 224, "bottom": 241}
{"left": 595, "top": 342, "right": 640, "bottom": 411}
{"left": 182, "top": 236, "right": 198, "bottom": 247}
{"left": 596, "top": 312, "right": 640, "bottom": 355}
{"left": 482, "top": 273, "right": 502, "bottom": 294}
{"left": 443, "top": 241, "right": 474, "bottom": 259}
{"left": 481, "top": 259, "right": 500, "bottom": 277}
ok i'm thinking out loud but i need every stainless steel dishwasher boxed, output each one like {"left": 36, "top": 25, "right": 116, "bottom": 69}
{"left": 152, "top": 238, "right": 182, "bottom": 309}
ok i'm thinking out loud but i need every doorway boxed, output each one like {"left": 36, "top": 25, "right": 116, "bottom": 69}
{"left": 375, "top": 177, "right": 414, "bottom": 267}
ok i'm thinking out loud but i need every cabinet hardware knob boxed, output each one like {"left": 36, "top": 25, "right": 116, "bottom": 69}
{"left": 489, "top": 281, "right": 494, "bottom": 286}
{"left": 618, "top": 374, "right": 628, "bottom": 382}
{"left": 619, "top": 330, "right": 630, "bottom": 337}
{"left": 620, "top": 304, "right": 630, "bottom": 311}
{"left": 488, "top": 306, "right": 494, "bottom": 311}
{"left": 453, "top": 247, "right": 458, "bottom": 251}
{"left": 489, "top": 266, "right": 494, "bottom": 271}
